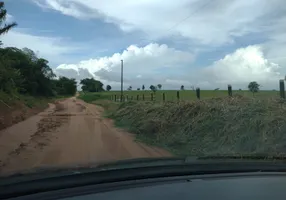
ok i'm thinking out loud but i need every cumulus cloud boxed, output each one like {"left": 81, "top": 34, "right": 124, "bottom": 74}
{"left": 54, "top": 43, "right": 283, "bottom": 90}
{"left": 54, "top": 43, "right": 195, "bottom": 88}
{"left": 32, "top": 0, "right": 286, "bottom": 47}
{"left": 204, "top": 46, "right": 282, "bottom": 89}
{"left": 1, "top": 29, "right": 84, "bottom": 65}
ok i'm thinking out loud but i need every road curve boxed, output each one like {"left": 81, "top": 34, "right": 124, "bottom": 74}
{"left": 0, "top": 97, "right": 171, "bottom": 175}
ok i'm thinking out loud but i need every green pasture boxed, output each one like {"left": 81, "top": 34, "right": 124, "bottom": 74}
{"left": 96, "top": 90, "right": 279, "bottom": 102}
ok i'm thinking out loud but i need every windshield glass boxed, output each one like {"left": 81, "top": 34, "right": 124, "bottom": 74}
{"left": 1, "top": 0, "right": 286, "bottom": 177}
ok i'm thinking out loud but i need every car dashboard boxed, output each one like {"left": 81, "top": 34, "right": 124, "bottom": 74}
{"left": 7, "top": 172, "right": 286, "bottom": 200}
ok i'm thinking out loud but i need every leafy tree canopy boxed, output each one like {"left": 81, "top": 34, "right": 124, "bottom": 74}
{"left": 80, "top": 78, "right": 104, "bottom": 92}
{"left": 248, "top": 81, "right": 260, "bottom": 94}
{"left": 150, "top": 85, "right": 157, "bottom": 92}
{"left": 0, "top": 2, "right": 76, "bottom": 98}
{"left": 106, "top": 85, "right": 112, "bottom": 91}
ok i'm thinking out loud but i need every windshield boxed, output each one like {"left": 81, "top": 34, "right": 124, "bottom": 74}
{"left": 1, "top": 0, "right": 286, "bottom": 177}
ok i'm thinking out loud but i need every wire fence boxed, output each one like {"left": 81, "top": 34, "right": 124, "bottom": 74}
{"left": 109, "top": 80, "right": 286, "bottom": 102}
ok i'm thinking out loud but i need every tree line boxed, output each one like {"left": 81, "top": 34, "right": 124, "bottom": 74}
{"left": 86, "top": 81, "right": 261, "bottom": 95}
{"left": 0, "top": 2, "right": 77, "bottom": 98}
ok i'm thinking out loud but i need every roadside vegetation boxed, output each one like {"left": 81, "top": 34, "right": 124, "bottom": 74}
{"left": 0, "top": 2, "right": 77, "bottom": 129}
{"left": 79, "top": 89, "right": 286, "bottom": 157}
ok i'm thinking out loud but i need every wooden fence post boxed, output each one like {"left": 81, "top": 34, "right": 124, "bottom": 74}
{"left": 228, "top": 84, "right": 232, "bottom": 97}
{"left": 163, "top": 93, "right": 165, "bottom": 101}
{"left": 280, "top": 80, "right": 285, "bottom": 99}
{"left": 151, "top": 93, "right": 153, "bottom": 101}
{"left": 177, "top": 91, "right": 180, "bottom": 101}
{"left": 196, "top": 88, "right": 200, "bottom": 100}
{"left": 126, "top": 95, "right": 128, "bottom": 101}
{"left": 137, "top": 95, "right": 139, "bottom": 101}
{"left": 114, "top": 95, "right": 117, "bottom": 102}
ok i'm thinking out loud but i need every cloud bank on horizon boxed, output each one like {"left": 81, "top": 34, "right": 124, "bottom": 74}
{"left": 2, "top": 0, "right": 286, "bottom": 90}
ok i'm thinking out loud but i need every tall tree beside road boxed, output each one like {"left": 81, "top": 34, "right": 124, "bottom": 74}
{"left": 0, "top": 1, "right": 75, "bottom": 98}
{"left": 157, "top": 84, "right": 162, "bottom": 90}
{"left": 142, "top": 84, "right": 145, "bottom": 90}
{"left": 52, "top": 77, "right": 77, "bottom": 96}
{"left": 181, "top": 85, "right": 185, "bottom": 90}
{"left": 0, "top": 2, "right": 17, "bottom": 36}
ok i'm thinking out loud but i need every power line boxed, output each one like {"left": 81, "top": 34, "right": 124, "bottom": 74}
{"left": 138, "top": 0, "right": 213, "bottom": 45}
{"left": 165, "top": 0, "right": 213, "bottom": 33}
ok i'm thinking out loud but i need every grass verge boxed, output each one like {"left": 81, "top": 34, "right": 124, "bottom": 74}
{"left": 79, "top": 92, "right": 286, "bottom": 157}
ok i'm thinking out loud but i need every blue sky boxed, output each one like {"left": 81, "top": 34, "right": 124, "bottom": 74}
{"left": 2, "top": 0, "right": 286, "bottom": 90}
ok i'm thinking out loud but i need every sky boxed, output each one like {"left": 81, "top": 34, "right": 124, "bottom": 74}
{"left": 2, "top": 0, "right": 286, "bottom": 90}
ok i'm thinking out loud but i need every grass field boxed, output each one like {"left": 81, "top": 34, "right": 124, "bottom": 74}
{"left": 97, "top": 90, "right": 280, "bottom": 102}
{"left": 78, "top": 92, "right": 286, "bottom": 157}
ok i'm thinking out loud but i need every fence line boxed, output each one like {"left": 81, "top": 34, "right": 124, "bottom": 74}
{"left": 111, "top": 81, "right": 286, "bottom": 102}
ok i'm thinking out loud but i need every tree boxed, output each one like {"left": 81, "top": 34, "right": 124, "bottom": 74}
{"left": 52, "top": 77, "right": 77, "bottom": 96}
{"left": 157, "top": 84, "right": 162, "bottom": 90}
{"left": 0, "top": 4, "right": 77, "bottom": 98}
{"left": 248, "top": 81, "right": 260, "bottom": 96}
{"left": 142, "top": 84, "right": 145, "bottom": 90}
{"left": 80, "top": 78, "right": 104, "bottom": 92}
{"left": 150, "top": 85, "right": 157, "bottom": 92}
{"left": 0, "top": 2, "right": 17, "bottom": 36}
{"left": 0, "top": 47, "right": 58, "bottom": 96}
{"left": 127, "top": 86, "right": 132, "bottom": 91}
{"left": 137, "top": 88, "right": 140, "bottom": 90}
{"left": 106, "top": 85, "right": 111, "bottom": 91}
{"left": 180, "top": 85, "right": 184, "bottom": 90}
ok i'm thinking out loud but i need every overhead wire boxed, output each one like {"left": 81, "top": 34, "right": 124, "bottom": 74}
{"left": 137, "top": 0, "right": 214, "bottom": 46}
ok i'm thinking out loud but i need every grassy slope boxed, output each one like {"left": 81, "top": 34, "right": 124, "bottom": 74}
{"left": 79, "top": 92, "right": 286, "bottom": 157}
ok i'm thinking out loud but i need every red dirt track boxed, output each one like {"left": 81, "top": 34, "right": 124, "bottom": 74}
{"left": 0, "top": 97, "right": 171, "bottom": 175}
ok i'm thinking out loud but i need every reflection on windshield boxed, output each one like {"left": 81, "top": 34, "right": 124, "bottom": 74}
{"left": 1, "top": 0, "right": 286, "bottom": 176}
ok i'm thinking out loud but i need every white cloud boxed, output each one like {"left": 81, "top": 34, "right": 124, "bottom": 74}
{"left": 262, "top": 16, "right": 286, "bottom": 68}
{"left": 55, "top": 44, "right": 283, "bottom": 90}
{"left": 32, "top": 0, "right": 286, "bottom": 46}
{"left": 1, "top": 29, "right": 83, "bottom": 65}
{"left": 204, "top": 45, "right": 282, "bottom": 89}
{"left": 55, "top": 43, "right": 194, "bottom": 76}
{"left": 54, "top": 43, "right": 195, "bottom": 88}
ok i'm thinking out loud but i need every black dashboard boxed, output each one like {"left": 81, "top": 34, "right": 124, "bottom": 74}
{"left": 9, "top": 172, "right": 286, "bottom": 200}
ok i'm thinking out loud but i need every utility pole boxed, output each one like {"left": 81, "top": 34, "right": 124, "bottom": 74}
{"left": 121, "top": 59, "right": 123, "bottom": 102}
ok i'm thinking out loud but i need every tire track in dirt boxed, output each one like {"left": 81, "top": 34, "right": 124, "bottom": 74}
{"left": 0, "top": 97, "right": 171, "bottom": 176}
{"left": 0, "top": 102, "right": 70, "bottom": 173}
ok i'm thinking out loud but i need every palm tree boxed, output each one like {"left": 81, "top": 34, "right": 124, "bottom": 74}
{"left": 0, "top": 2, "right": 17, "bottom": 36}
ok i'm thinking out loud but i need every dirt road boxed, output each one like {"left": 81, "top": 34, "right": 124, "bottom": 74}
{"left": 0, "top": 97, "right": 171, "bottom": 175}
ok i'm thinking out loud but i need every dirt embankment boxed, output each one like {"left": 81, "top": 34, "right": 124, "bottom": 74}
{"left": 0, "top": 99, "right": 51, "bottom": 131}
{"left": 0, "top": 97, "right": 171, "bottom": 175}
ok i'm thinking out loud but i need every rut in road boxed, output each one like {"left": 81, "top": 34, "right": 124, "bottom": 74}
{"left": 0, "top": 97, "right": 171, "bottom": 175}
